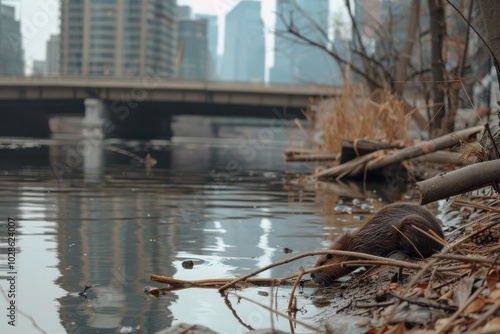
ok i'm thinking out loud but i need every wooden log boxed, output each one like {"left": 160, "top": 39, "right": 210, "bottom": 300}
{"left": 365, "top": 126, "right": 482, "bottom": 171}
{"left": 285, "top": 152, "right": 340, "bottom": 162}
{"left": 340, "top": 139, "right": 404, "bottom": 163}
{"left": 149, "top": 274, "right": 317, "bottom": 288}
{"left": 415, "top": 160, "right": 500, "bottom": 204}
{"left": 317, "top": 126, "right": 483, "bottom": 180}
{"left": 411, "top": 151, "right": 468, "bottom": 165}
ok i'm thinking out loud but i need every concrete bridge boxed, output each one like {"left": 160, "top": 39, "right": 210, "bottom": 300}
{"left": 0, "top": 76, "right": 340, "bottom": 138}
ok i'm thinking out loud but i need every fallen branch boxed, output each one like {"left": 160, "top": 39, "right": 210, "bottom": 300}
{"left": 149, "top": 274, "right": 315, "bottom": 288}
{"left": 415, "top": 159, "right": 500, "bottom": 204}
{"left": 284, "top": 152, "right": 340, "bottom": 162}
{"left": 317, "top": 126, "right": 482, "bottom": 179}
{"left": 149, "top": 249, "right": 437, "bottom": 293}
{"left": 412, "top": 151, "right": 468, "bottom": 165}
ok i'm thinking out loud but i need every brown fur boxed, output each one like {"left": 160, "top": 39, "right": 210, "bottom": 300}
{"left": 311, "top": 203, "right": 444, "bottom": 285}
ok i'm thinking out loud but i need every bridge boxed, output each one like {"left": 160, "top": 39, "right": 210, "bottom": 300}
{"left": 0, "top": 76, "right": 341, "bottom": 138}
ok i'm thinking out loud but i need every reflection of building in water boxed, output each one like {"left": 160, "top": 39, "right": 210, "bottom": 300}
{"left": 53, "top": 144, "right": 190, "bottom": 332}
{"left": 56, "top": 188, "right": 181, "bottom": 332}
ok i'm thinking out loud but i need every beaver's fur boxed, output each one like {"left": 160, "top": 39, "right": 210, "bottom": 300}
{"left": 311, "top": 203, "right": 444, "bottom": 286}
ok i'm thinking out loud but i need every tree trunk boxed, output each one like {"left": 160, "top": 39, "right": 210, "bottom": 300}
{"left": 478, "top": 0, "right": 500, "bottom": 89}
{"left": 428, "top": 0, "right": 446, "bottom": 137}
{"left": 395, "top": 0, "right": 420, "bottom": 96}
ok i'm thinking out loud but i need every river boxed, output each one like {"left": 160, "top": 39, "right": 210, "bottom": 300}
{"left": 0, "top": 115, "right": 406, "bottom": 334}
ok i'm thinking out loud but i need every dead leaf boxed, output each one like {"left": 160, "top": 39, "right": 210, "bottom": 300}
{"left": 452, "top": 276, "right": 474, "bottom": 307}
{"left": 487, "top": 269, "right": 500, "bottom": 291}
{"left": 484, "top": 317, "right": 500, "bottom": 332}
{"left": 464, "top": 298, "right": 485, "bottom": 314}
{"left": 489, "top": 289, "right": 500, "bottom": 300}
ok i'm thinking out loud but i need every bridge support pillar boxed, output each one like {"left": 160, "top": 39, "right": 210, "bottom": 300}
{"left": 83, "top": 98, "right": 107, "bottom": 133}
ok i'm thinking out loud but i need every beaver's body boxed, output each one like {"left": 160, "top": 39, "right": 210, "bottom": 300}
{"left": 311, "top": 203, "right": 444, "bottom": 286}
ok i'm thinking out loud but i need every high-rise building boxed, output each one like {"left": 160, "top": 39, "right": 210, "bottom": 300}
{"left": 46, "top": 35, "right": 60, "bottom": 76}
{"left": 270, "top": 0, "right": 338, "bottom": 84}
{"left": 195, "top": 14, "right": 218, "bottom": 80}
{"left": 32, "top": 60, "right": 47, "bottom": 76}
{"left": 177, "top": 18, "right": 208, "bottom": 80}
{"left": 221, "top": 1, "right": 264, "bottom": 82}
{"left": 0, "top": 4, "right": 24, "bottom": 75}
{"left": 60, "top": 0, "right": 177, "bottom": 77}
{"left": 270, "top": 0, "right": 294, "bottom": 83}
{"left": 178, "top": 5, "right": 192, "bottom": 19}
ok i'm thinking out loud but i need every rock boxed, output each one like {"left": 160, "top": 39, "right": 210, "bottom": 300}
{"left": 325, "top": 315, "right": 378, "bottom": 334}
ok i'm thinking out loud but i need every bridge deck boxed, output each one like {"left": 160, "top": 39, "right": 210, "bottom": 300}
{"left": 0, "top": 76, "right": 341, "bottom": 110}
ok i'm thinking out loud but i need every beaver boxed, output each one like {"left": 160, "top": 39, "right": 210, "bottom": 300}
{"left": 311, "top": 202, "right": 444, "bottom": 286}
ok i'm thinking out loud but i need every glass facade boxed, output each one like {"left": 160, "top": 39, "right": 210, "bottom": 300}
{"left": 60, "top": 0, "right": 177, "bottom": 77}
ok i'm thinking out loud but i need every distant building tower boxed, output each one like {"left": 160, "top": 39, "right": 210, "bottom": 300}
{"left": 270, "top": 0, "right": 294, "bottom": 83}
{"left": 178, "top": 5, "right": 192, "bottom": 19}
{"left": 195, "top": 14, "right": 218, "bottom": 80}
{"left": 32, "top": 60, "right": 47, "bottom": 76}
{"left": 271, "top": 0, "right": 338, "bottom": 84}
{"left": 0, "top": 4, "right": 24, "bottom": 75}
{"left": 221, "top": 0, "right": 264, "bottom": 82}
{"left": 46, "top": 35, "right": 60, "bottom": 76}
{"left": 60, "top": 0, "right": 177, "bottom": 77}
{"left": 177, "top": 18, "right": 208, "bottom": 80}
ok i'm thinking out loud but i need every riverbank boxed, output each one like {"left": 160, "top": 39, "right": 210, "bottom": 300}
{"left": 309, "top": 196, "right": 500, "bottom": 333}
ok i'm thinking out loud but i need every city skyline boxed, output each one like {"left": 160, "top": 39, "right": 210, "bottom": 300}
{"left": 8, "top": 0, "right": 345, "bottom": 78}
{"left": 10, "top": 0, "right": 271, "bottom": 74}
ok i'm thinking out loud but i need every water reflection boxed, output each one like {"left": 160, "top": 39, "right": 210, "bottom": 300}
{"left": 0, "top": 120, "right": 407, "bottom": 333}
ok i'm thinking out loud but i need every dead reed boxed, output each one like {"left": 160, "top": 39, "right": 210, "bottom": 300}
{"left": 318, "top": 80, "right": 410, "bottom": 153}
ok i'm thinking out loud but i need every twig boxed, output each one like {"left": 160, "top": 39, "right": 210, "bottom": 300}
{"left": 222, "top": 294, "right": 254, "bottom": 331}
{"left": 0, "top": 285, "right": 48, "bottom": 334}
{"left": 218, "top": 249, "right": 430, "bottom": 292}
{"left": 439, "top": 285, "right": 486, "bottom": 333}
{"left": 149, "top": 274, "right": 311, "bottom": 288}
{"left": 388, "top": 291, "right": 457, "bottom": 312}
{"left": 287, "top": 266, "right": 306, "bottom": 313}
{"left": 445, "top": 0, "right": 500, "bottom": 69}
{"left": 465, "top": 300, "right": 500, "bottom": 332}
{"left": 225, "top": 291, "right": 322, "bottom": 333}
{"left": 433, "top": 254, "right": 500, "bottom": 265}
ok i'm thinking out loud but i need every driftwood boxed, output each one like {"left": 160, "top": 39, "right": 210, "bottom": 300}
{"left": 412, "top": 151, "right": 467, "bottom": 165}
{"left": 149, "top": 274, "right": 309, "bottom": 288}
{"left": 317, "top": 126, "right": 483, "bottom": 180}
{"left": 340, "top": 139, "right": 404, "bottom": 163}
{"left": 415, "top": 160, "right": 500, "bottom": 204}
{"left": 284, "top": 151, "right": 340, "bottom": 162}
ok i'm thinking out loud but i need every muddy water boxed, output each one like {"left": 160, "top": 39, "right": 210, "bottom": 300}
{"left": 0, "top": 118, "right": 407, "bottom": 334}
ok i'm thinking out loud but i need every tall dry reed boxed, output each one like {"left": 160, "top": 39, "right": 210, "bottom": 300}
{"left": 318, "top": 81, "right": 410, "bottom": 153}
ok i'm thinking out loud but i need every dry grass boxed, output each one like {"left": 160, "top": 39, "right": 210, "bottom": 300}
{"left": 318, "top": 80, "right": 410, "bottom": 153}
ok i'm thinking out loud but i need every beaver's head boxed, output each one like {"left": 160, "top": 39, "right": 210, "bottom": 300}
{"left": 310, "top": 234, "right": 356, "bottom": 286}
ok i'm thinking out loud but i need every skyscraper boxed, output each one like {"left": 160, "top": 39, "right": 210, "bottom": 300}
{"left": 60, "top": 0, "right": 177, "bottom": 77}
{"left": 221, "top": 1, "right": 264, "bottom": 82}
{"left": 177, "top": 18, "right": 208, "bottom": 80}
{"left": 195, "top": 14, "right": 218, "bottom": 80}
{"left": 0, "top": 4, "right": 24, "bottom": 75}
{"left": 46, "top": 35, "right": 60, "bottom": 76}
{"left": 271, "top": 0, "right": 337, "bottom": 84}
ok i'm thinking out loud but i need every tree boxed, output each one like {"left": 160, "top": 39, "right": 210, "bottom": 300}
{"left": 274, "top": 0, "right": 479, "bottom": 137}
{"left": 478, "top": 0, "right": 500, "bottom": 90}
{"left": 428, "top": 0, "right": 446, "bottom": 137}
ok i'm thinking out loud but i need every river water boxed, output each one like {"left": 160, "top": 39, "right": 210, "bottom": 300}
{"left": 0, "top": 116, "right": 406, "bottom": 334}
